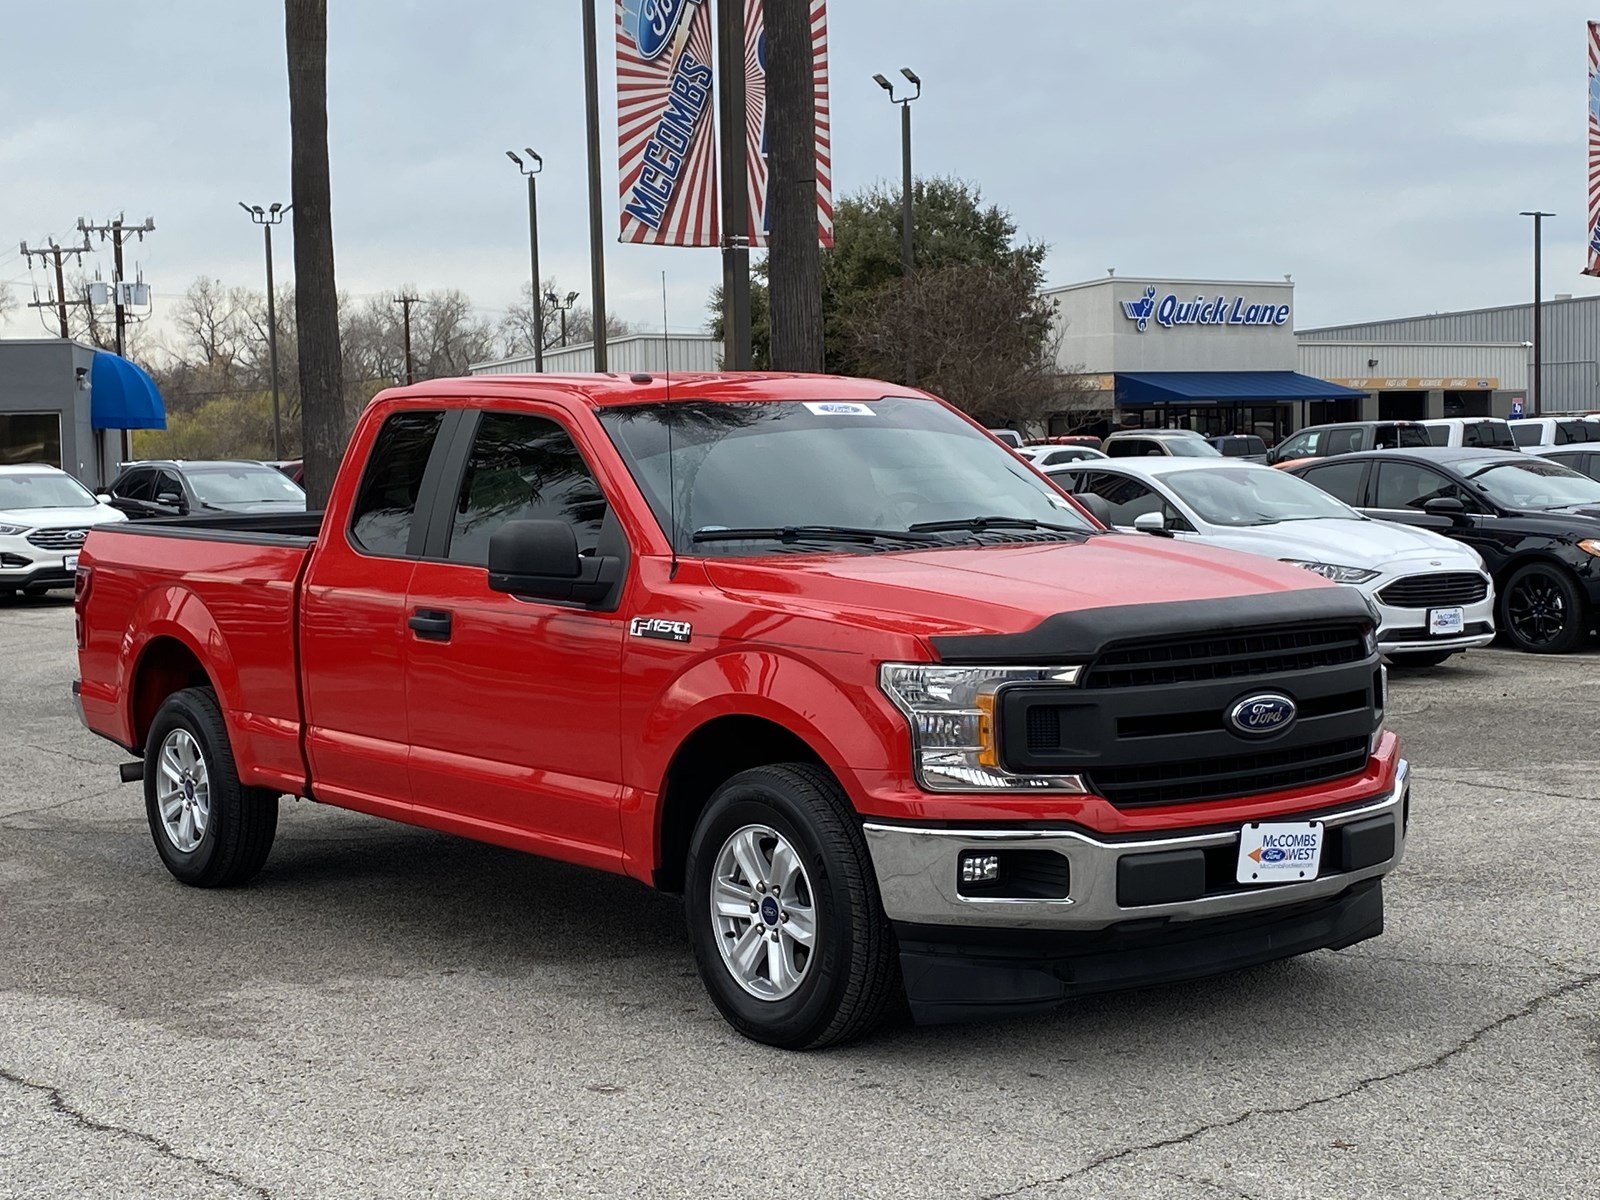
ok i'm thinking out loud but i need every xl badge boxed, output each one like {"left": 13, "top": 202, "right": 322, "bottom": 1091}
{"left": 630, "top": 616, "right": 692, "bottom": 643}
{"left": 1227, "top": 692, "right": 1296, "bottom": 738}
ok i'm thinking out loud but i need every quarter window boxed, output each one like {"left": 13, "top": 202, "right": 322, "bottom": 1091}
{"left": 445, "top": 411, "right": 609, "bottom": 566}
{"left": 350, "top": 411, "right": 445, "bottom": 557}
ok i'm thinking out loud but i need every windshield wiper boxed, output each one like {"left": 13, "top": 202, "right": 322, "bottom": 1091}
{"left": 691, "top": 525, "right": 942, "bottom": 546}
{"left": 909, "top": 515, "right": 1086, "bottom": 535}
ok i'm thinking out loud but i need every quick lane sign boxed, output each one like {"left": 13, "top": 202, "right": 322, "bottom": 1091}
{"left": 1120, "top": 286, "right": 1291, "bottom": 333}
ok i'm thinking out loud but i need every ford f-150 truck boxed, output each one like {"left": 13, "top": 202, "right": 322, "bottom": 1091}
{"left": 74, "top": 374, "right": 1409, "bottom": 1049}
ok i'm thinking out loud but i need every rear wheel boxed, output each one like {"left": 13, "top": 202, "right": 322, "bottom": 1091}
{"left": 685, "top": 763, "right": 899, "bottom": 1050}
{"left": 144, "top": 687, "right": 279, "bottom": 886}
{"left": 1499, "top": 563, "right": 1587, "bottom": 654}
{"left": 1386, "top": 649, "right": 1457, "bottom": 669}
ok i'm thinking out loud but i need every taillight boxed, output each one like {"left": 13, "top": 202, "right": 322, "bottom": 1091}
{"left": 74, "top": 565, "right": 92, "bottom": 649}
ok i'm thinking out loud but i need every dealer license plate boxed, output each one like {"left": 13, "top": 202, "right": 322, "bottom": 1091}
{"left": 1236, "top": 820, "right": 1323, "bottom": 885}
{"left": 1428, "top": 606, "right": 1464, "bottom": 636}
{"left": 63, "top": 554, "right": 78, "bottom": 572}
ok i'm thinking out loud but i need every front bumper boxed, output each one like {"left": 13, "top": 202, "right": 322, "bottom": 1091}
{"left": 0, "top": 561, "right": 76, "bottom": 590}
{"left": 1373, "top": 596, "right": 1495, "bottom": 656}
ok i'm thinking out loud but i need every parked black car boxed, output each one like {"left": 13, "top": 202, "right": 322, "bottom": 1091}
{"left": 1288, "top": 447, "right": 1600, "bottom": 653}
{"left": 1267, "top": 420, "right": 1430, "bottom": 466}
{"left": 107, "top": 460, "right": 307, "bottom": 519}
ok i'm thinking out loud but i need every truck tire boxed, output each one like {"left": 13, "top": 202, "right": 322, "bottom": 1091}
{"left": 1498, "top": 562, "right": 1588, "bottom": 654}
{"left": 143, "top": 687, "right": 279, "bottom": 887}
{"left": 684, "top": 763, "right": 899, "bottom": 1050}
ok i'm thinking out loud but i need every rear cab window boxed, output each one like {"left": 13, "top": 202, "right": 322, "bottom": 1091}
{"left": 1426, "top": 425, "right": 1450, "bottom": 447}
{"left": 1512, "top": 422, "right": 1541, "bottom": 447}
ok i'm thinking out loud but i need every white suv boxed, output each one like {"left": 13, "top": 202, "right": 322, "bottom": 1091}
{"left": 0, "top": 465, "right": 127, "bottom": 596}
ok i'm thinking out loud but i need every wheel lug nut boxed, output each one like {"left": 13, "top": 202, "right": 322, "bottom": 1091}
{"left": 749, "top": 901, "right": 758, "bottom": 913}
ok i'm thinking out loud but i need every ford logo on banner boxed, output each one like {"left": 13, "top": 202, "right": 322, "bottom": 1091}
{"left": 623, "top": 0, "right": 695, "bottom": 61}
{"left": 1227, "top": 693, "right": 1297, "bottom": 738}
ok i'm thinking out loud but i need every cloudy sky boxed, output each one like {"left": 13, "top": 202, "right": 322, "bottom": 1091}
{"left": 2, "top": 0, "right": 1596, "bottom": 352}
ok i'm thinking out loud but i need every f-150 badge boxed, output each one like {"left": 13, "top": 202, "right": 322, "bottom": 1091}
{"left": 630, "top": 617, "right": 692, "bottom": 643}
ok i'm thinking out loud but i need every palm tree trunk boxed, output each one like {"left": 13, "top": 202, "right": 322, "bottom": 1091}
{"left": 285, "top": 0, "right": 345, "bottom": 507}
{"left": 765, "top": 0, "right": 824, "bottom": 371}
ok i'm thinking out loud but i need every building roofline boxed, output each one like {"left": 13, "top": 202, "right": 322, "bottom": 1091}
{"left": 469, "top": 330, "right": 720, "bottom": 373}
{"left": 1294, "top": 339, "right": 1531, "bottom": 348}
{"left": 1299, "top": 292, "right": 1600, "bottom": 334}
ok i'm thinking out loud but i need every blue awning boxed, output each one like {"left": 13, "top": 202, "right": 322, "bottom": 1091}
{"left": 1115, "top": 371, "right": 1367, "bottom": 406}
{"left": 90, "top": 351, "right": 167, "bottom": 430}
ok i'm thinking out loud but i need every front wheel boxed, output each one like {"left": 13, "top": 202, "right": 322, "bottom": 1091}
{"left": 144, "top": 687, "right": 279, "bottom": 887}
{"left": 1499, "top": 563, "right": 1588, "bottom": 654}
{"left": 685, "top": 763, "right": 899, "bottom": 1050}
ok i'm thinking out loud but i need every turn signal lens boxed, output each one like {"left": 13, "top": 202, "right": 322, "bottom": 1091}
{"left": 1578, "top": 539, "right": 1600, "bottom": 559}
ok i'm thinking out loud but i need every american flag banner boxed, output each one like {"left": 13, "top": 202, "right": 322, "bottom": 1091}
{"left": 617, "top": 0, "right": 720, "bottom": 246}
{"left": 744, "top": 0, "right": 834, "bottom": 248}
{"left": 1588, "top": 21, "right": 1600, "bottom": 275}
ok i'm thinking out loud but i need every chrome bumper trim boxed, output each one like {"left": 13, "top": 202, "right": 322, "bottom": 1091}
{"left": 863, "top": 760, "right": 1409, "bottom": 930}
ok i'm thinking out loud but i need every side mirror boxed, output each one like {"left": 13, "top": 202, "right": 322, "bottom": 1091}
{"left": 1423, "top": 496, "right": 1468, "bottom": 522}
{"left": 1133, "top": 511, "right": 1172, "bottom": 536}
{"left": 487, "top": 519, "right": 621, "bottom": 604}
{"left": 1074, "top": 493, "right": 1114, "bottom": 527}
{"left": 156, "top": 490, "right": 185, "bottom": 508}
{"left": 95, "top": 493, "right": 113, "bottom": 503}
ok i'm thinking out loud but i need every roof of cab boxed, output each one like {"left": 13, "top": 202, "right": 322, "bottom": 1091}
{"left": 378, "top": 372, "right": 916, "bottom": 409}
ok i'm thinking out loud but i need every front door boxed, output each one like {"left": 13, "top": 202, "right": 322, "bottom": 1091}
{"left": 404, "top": 407, "right": 629, "bottom": 871}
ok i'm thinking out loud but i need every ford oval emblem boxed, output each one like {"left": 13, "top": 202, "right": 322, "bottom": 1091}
{"left": 1228, "top": 693, "right": 1297, "bottom": 738}
{"left": 623, "top": 0, "right": 694, "bottom": 61}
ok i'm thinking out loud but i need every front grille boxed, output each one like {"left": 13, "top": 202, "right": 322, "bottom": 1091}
{"left": 26, "top": 527, "right": 89, "bottom": 551}
{"left": 1377, "top": 572, "right": 1488, "bottom": 609}
{"left": 1086, "top": 736, "right": 1371, "bottom": 807}
{"left": 1082, "top": 623, "right": 1368, "bottom": 690}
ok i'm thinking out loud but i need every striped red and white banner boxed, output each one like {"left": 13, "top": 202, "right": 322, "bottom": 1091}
{"left": 1587, "top": 21, "right": 1600, "bottom": 275}
{"left": 617, "top": 0, "right": 720, "bottom": 246}
{"left": 744, "top": 0, "right": 834, "bottom": 248}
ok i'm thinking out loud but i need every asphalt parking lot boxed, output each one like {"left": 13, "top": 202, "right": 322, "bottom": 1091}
{"left": 1, "top": 594, "right": 1596, "bottom": 1200}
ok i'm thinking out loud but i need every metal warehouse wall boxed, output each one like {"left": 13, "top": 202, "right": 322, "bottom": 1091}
{"left": 1296, "top": 341, "right": 1528, "bottom": 389}
{"left": 1300, "top": 296, "right": 1600, "bottom": 411}
{"left": 471, "top": 334, "right": 722, "bottom": 376}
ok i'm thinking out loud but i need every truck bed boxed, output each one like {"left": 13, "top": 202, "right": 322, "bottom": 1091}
{"left": 76, "top": 512, "right": 324, "bottom": 796}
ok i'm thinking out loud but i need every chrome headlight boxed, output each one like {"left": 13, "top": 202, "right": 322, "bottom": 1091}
{"left": 879, "top": 663, "right": 1088, "bottom": 792}
{"left": 0, "top": 523, "right": 31, "bottom": 537}
{"left": 1281, "top": 559, "right": 1380, "bottom": 585}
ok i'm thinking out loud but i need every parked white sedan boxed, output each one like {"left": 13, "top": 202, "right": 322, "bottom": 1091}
{"left": 1047, "top": 457, "right": 1496, "bottom": 667}
{"left": 0, "top": 464, "right": 127, "bottom": 597}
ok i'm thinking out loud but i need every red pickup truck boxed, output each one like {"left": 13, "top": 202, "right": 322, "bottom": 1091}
{"left": 74, "top": 374, "right": 1408, "bottom": 1048}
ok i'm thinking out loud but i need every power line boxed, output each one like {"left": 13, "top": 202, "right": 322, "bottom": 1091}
{"left": 19, "top": 234, "right": 92, "bottom": 337}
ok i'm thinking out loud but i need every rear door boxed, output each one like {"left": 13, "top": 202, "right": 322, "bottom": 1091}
{"left": 300, "top": 407, "right": 453, "bottom": 818}
{"left": 402, "top": 405, "right": 629, "bottom": 869}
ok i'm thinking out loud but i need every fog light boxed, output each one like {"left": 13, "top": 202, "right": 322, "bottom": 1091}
{"left": 960, "top": 852, "right": 1000, "bottom": 884}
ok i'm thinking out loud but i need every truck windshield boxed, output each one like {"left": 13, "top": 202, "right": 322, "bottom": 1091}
{"left": 597, "top": 397, "right": 1094, "bottom": 554}
{"left": 0, "top": 473, "right": 97, "bottom": 509}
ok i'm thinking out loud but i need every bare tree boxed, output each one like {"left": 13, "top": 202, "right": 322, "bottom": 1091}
{"left": 765, "top": 0, "right": 823, "bottom": 371}
{"left": 286, "top": 0, "right": 345, "bottom": 506}
{"left": 0, "top": 281, "right": 16, "bottom": 325}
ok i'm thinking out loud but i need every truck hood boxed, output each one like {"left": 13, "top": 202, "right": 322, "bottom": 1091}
{"left": 701, "top": 532, "right": 1335, "bottom": 638}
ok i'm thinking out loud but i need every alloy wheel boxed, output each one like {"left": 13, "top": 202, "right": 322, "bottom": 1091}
{"left": 709, "top": 823, "right": 818, "bottom": 1001}
{"left": 155, "top": 728, "right": 211, "bottom": 853}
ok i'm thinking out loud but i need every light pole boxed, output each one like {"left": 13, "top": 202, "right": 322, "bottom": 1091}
{"left": 1520, "top": 210, "right": 1554, "bottom": 415}
{"left": 874, "top": 67, "right": 921, "bottom": 385}
{"left": 545, "top": 290, "right": 580, "bottom": 347}
{"left": 506, "top": 149, "right": 545, "bottom": 372}
{"left": 239, "top": 201, "right": 291, "bottom": 458}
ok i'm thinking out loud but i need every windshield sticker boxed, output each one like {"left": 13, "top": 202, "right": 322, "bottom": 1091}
{"left": 803, "top": 401, "right": 876, "bottom": 417}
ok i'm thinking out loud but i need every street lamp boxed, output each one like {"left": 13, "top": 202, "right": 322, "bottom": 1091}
{"left": 1519, "top": 210, "right": 1554, "bottom": 416}
{"left": 545, "top": 289, "right": 580, "bottom": 347}
{"left": 874, "top": 67, "right": 921, "bottom": 385}
{"left": 239, "top": 200, "right": 291, "bottom": 458}
{"left": 507, "top": 149, "right": 546, "bottom": 371}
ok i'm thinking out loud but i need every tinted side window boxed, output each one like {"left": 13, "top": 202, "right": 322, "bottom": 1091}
{"left": 1077, "top": 472, "right": 1187, "bottom": 528}
{"left": 1301, "top": 461, "right": 1368, "bottom": 506}
{"left": 1427, "top": 425, "right": 1450, "bottom": 447}
{"left": 350, "top": 411, "right": 445, "bottom": 557}
{"left": 1278, "top": 431, "right": 1315, "bottom": 459}
{"left": 1487, "top": 423, "right": 1516, "bottom": 448}
{"left": 154, "top": 470, "right": 184, "bottom": 501}
{"left": 1373, "top": 462, "right": 1473, "bottom": 511}
{"left": 1324, "top": 427, "right": 1363, "bottom": 456}
{"left": 1105, "top": 438, "right": 1147, "bottom": 458}
{"left": 445, "top": 411, "right": 608, "bottom": 566}
{"left": 1512, "top": 422, "right": 1540, "bottom": 447}
{"left": 1396, "top": 425, "right": 1431, "bottom": 448}
{"left": 114, "top": 469, "right": 153, "bottom": 501}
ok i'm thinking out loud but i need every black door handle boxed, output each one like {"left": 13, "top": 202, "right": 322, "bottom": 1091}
{"left": 408, "top": 609, "right": 453, "bottom": 640}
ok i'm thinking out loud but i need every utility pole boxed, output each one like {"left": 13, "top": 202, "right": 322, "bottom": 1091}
{"left": 395, "top": 293, "right": 421, "bottom": 385}
{"left": 506, "top": 149, "right": 545, "bottom": 372}
{"left": 581, "top": 0, "right": 609, "bottom": 370}
{"left": 874, "top": 68, "right": 921, "bottom": 386}
{"left": 77, "top": 215, "right": 156, "bottom": 358}
{"left": 716, "top": 0, "right": 752, "bottom": 369}
{"left": 239, "top": 203, "right": 291, "bottom": 458}
{"left": 1520, "top": 210, "right": 1554, "bottom": 416}
{"left": 20, "top": 236, "right": 92, "bottom": 338}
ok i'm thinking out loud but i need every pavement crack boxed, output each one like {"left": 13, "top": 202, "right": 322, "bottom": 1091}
{"left": 0, "top": 1064, "right": 273, "bottom": 1199}
{"left": 979, "top": 969, "right": 1600, "bottom": 1199}
{"left": 24, "top": 742, "right": 118, "bottom": 769}
{"left": 0, "top": 785, "right": 126, "bottom": 825}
